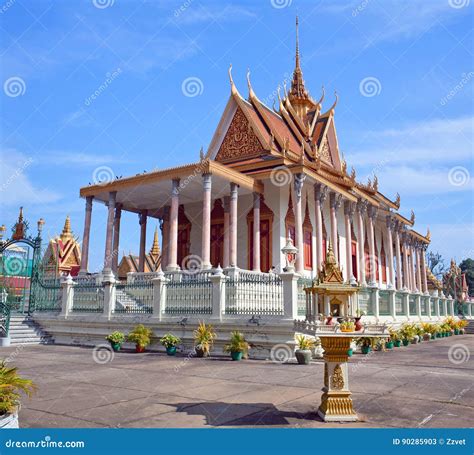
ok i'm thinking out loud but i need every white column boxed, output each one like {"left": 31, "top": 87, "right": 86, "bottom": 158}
{"left": 112, "top": 204, "right": 122, "bottom": 274}
{"left": 160, "top": 206, "right": 170, "bottom": 270}
{"left": 201, "top": 173, "right": 212, "bottom": 270}
{"left": 386, "top": 216, "right": 395, "bottom": 288}
{"left": 344, "top": 201, "right": 356, "bottom": 284}
{"left": 210, "top": 267, "right": 226, "bottom": 321}
{"left": 223, "top": 197, "right": 230, "bottom": 268}
{"left": 151, "top": 271, "right": 169, "bottom": 321}
{"left": 279, "top": 271, "right": 299, "bottom": 320}
{"left": 103, "top": 191, "right": 116, "bottom": 273}
{"left": 252, "top": 193, "right": 261, "bottom": 272}
{"left": 356, "top": 200, "right": 367, "bottom": 286}
{"left": 329, "top": 192, "right": 342, "bottom": 264}
{"left": 229, "top": 183, "right": 238, "bottom": 267}
{"left": 415, "top": 245, "right": 422, "bottom": 293}
{"left": 421, "top": 246, "right": 428, "bottom": 294}
{"left": 79, "top": 196, "right": 93, "bottom": 274}
{"left": 60, "top": 274, "right": 74, "bottom": 319}
{"left": 402, "top": 234, "right": 409, "bottom": 290}
{"left": 367, "top": 205, "right": 377, "bottom": 286}
{"left": 167, "top": 179, "right": 180, "bottom": 271}
{"left": 138, "top": 210, "right": 147, "bottom": 273}
{"left": 314, "top": 184, "right": 328, "bottom": 271}
{"left": 394, "top": 223, "right": 402, "bottom": 290}
{"left": 294, "top": 173, "right": 305, "bottom": 273}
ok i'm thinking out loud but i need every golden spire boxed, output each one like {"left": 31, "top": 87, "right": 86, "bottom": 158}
{"left": 18, "top": 206, "right": 24, "bottom": 223}
{"left": 60, "top": 215, "right": 73, "bottom": 240}
{"left": 149, "top": 226, "right": 160, "bottom": 257}
{"left": 289, "top": 16, "right": 309, "bottom": 102}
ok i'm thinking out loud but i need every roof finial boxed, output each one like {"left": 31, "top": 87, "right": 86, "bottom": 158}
{"left": 295, "top": 15, "right": 300, "bottom": 70}
{"left": 228, "top": 64, "right": 237, "bottom": 95}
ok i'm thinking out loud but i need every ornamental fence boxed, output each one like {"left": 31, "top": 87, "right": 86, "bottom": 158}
{"left": 28, "top": 268, "right": 467, "bottom": 322}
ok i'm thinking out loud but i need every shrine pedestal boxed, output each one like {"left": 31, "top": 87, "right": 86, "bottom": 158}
{"left": 318, "top": 336, "right": 357, "bottom": 422}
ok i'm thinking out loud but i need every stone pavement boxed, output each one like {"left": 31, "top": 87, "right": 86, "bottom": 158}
{"left": 2, "top": 336, "right": 473, "bottom": 428}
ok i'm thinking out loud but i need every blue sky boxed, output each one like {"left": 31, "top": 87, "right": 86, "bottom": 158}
{"left": 1, "top": 0, "right": 473, "bottom": 272}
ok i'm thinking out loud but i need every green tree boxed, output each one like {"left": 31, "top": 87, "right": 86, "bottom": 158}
{"left": 426, "top": 251, "right": 446, "bottom": 279}
{"left": 459, "top": 258, "right": 474, "bottom": 297}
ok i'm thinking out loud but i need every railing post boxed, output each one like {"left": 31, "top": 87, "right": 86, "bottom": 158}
{"left": 102, "top": 272, "right": 116, "bottom": 320}
{"left": 279, "top": 271, "right": 299, "bottom": 320}
{"left": 209, "top": 266, "right": 226, "bottom": 321}
{"left": 60, "top": 274, "right": 74, "bottom": 320}
{"left": 371, "top": 286, "right": 379, "bottom": 321}
{"left": 389, "top": 289, "right": 396, "bottom": 321}
{"left": 416, "top": 293, "right": 422, "bottom": 320}
{"left": 434, "top": 295, "right": 440, "bottom": 320}
{"left": 151, "top": 271, "right": 169, "bottom": 321}
{"left": 403, "top": 290, "right": 410, "bottom": 321}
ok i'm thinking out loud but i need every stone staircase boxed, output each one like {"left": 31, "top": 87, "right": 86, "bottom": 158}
{"left": 115, "top": 289, "right": 146, "bottom": 312}
{"left": 465, "top": 319, "right": 474, "bottom": 335}
{"left": 8, "top": 315, "right": 54, "bottom": 345}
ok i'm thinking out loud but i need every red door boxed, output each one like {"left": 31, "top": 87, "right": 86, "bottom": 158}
{"left": 177, "top": 226, "right": 190, "bottom": 269}
{"left": 249, "top": 219, "right": 271, "bottom": 272}
{"left": 210, "top": 223, "right": 224, "bottom": 267}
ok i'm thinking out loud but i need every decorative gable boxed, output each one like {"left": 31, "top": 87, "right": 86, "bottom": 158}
{"left": 215, "top": 106, "right": 264, "bottom": 162}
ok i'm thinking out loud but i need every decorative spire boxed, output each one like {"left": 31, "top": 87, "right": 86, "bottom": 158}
{"left": 61, "top": 215, "right": 72, "bottom": 240}
{"left": 295, "top": 15, "right": 301, "bottom": 71}
{"left": 289, "top": 16, "right": 310, "bottom": 103}
{"left": 150, "top": 226, "right": 160, "bottom": 257}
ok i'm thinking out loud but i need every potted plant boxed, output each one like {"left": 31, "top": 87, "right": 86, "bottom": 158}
{"left": 294, "top": 335, "right": 315, "bottom": 365}
{"left": 127, "top": 324, "right": 152, "bottom": 353}
{"left": 339, "top": 320, "right": 355, "bottom": 333}
{"left": 105, "top": 331, "right": 125, "bottom": 352}
{"left": 385, "top": 338, "right": 394, "bottom": 350}
{"left": 0, "top": 361, "right": 36, "bottom": 429}
{"left": 355, "top": 337, "right": 372, "bottom": 355}
{"left": 458, "top": 320, "right": 468, "bottom": 334}
{"left": 193, "top": 321, "right": 216, "bottom": 358}
{"left": 399, "top": 324, "right": 415, "bottom": 346}
{"left": 160, "top": 333, "right": 181, "bottom": 356}
{"left": 354, "top": 309, "right": 365, "bottom": 331}
{"left": 223, "top": 331, "right": 249, "bottom": 361}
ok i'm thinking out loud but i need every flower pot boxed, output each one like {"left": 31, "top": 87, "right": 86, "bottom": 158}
{"left": 454, "top": 329, "right": 459, "bottom": 335}
{"left": 423, "top": 334, "right": 431, "bottom": 341}
{"left": 166, "top": 346, "right": 177, "bottom": 356}
{"left": 436, "top": 333, "right": 441, "bottom": 338}
{"left": 135, "top": 345, "right": 145, "bottom": 353}
{"left": 361, "top": 345, "right": 371, "bottom": 355}
{"left": 402, "top": 339, "right": 409, "bottom": 346}
{"left": 0, "top": 412, "right": 18, "bottom": 429}
{"left": 347, "top": 348, "right": 353, "bottom": 357}
{"left": 431, "top": 334, "right": 436, "bottom": 340}
{"left": 354, "top": 317, "right": 363, "bottom": 331}
{"left": 110, "top": 342, "right": 121, "bottom": 352}
{"left": 231, "top": 351, "right": 243, "bottom": 361}
{"left": 460, "top": 329, "right": 465, "bottom": 335}
{"left": 385, "top": 341, "right": 394, "bottom": 350}
{"left": 394, "top": 340, "right": 401, "bottom": 347}
{"left": 194, "top": 346, "right": 208, "bottom": 358}
{"left": 295, "top": 349, "right": 312, "bottom": 365}
{"left": 340, "top": 328, "right": 354, "bottom": 333}
{"left": 326, "top": 316, "right": 333, "bottom": 325}
{"left": 411, "top": 338, "right": 417, "bottom": 344}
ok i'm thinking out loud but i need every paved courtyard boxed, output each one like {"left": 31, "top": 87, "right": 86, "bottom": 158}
{"left": 2, "top": 336, "right": 473, "bottom": 428}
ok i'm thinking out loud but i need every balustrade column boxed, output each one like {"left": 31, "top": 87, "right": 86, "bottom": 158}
{"left": 421, "top": 246, "right": 428, "bottom": 293}
{"left": 229, "top": 183, "right": 238, "bottom": 267}
{"left": 112, "top": 204, "right": 122, "bottom": 274}
{"left": 252, "top": 193, "right": 261, "bottom": 272}
{"left": 314, "top": 184, "right": 328, "bottom": 271}
{"left": 201, "top": 173, "right": 212, "bottom": 270}
{"left": 394, "top": 224, "right": 402, "bottom": 290}
{"left": 223, "top": 197, "right": 230, "bottom": 268}
{"left": 294, "top": 173, "right": 305, "bottom": 273}
{"left": 344, "top": 201, "right": 355, "bottom": 284}
{"left": 386, "top": 217, "right": 395, "bottom": 288}
{"left": 79, "top": 196, "right": 93, "bottom": 274}
{"left": 402, "top": 236, "right": 409, "bottom": 290}
{"left": 409, "top": 242, "right": 416, "bottom": 292}
{"left": 167, "top": 179, "right": 180, "bottom": 271}
{"left": 329, "top": 192, "right": 342, "bottom": 264}
{"left": 356, "top": 200, "right": 367, "bottom": 286}
{"left": 367, "top": 206, "right": 377, "bottom": 286}
{"left": 416, "top": 246, "right": 422, "bottom": 293}
{"left": 103, "top": 191, "right": 116, "bottom": 273}
{"left": 138, "top": 210, "right": 147, "bottom": 273}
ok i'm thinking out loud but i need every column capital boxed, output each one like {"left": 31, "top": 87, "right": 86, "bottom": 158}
{"left": 114, "top": 204, "right": 122, "bottom": 220}
{"left": 314, "top": 183, "right": 328, "bottom": 204}
{"left": 106, "top": 191, "right": 117, "bottom": 207}
{"left": 294, "top": 173, "right": 306, "bottom": 199}
{"left": 230, "top": 182, "right": 239, "bottom": 198}
{"left": 356, "top": 198, "right": 368, "bottom": 214}
{"left": 85, "top": 195, "right": 93, "bottom": 211}
{"left": 139, "top": 209, "right": 147, "bottom": 225}
{"left": 344, "top": 200, "right": 355, "bottom": 217}
{"left": 172, "top": 178, "right": 180, "bottom": 196}
{"left": 202, "top": 172, "right": 212, "bottom": 191}
{"left": 367, "top": 205, "right": 378, "bottom": 220}
{"left": 329, "top": 192, "right": 343, "bottom": 210}
{"left": 386, "top": 215, "right": 395, "bottom": 230}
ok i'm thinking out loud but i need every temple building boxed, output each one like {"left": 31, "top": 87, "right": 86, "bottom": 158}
{"left": 78, "top": 18, "right": 431, "bottom": 300}
{"left": 117, "top": 227, "right": 162, "bottom": 280}
{"left": 42, "top": 216, "right": 81, "bottom": 277}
